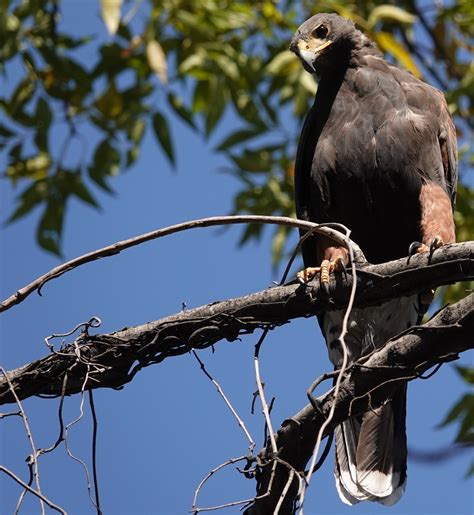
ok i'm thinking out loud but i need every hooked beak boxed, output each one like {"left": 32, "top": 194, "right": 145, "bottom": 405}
{"left": 289, "top": 36, "right": 333, "bottom": 73}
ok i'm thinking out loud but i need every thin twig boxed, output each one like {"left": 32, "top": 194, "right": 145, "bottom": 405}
{"left": 37, "top": 373, "right": 68, "bottom": 457}
{"left": 254, "top": 330, "right": 278, "bottom": 455}
{"left": 192, "top": 350, "right": 255, "bottom": 452}
{"left": 298, "top": 231, "right": 359, "bottom": 513}
{"left": 274, "top": 469, "right": 295, "bottom": 515}
{"left": 0, "top": 366, "right": 45, "bottom": 515}
{"left": 14, "top": 465, "right": 32, "bottom": 515}
{"left": 312, "top": 432, "right": 334, "bottom": 473}
{"left": 64, "top": 368, "right": 99, "bottom": 512}
{"left": 45, "top": 317, "right": 101, "bottom": 351}
{"left": 191, "top": 456, "right": 249, "bottom": 513}
{"left": 273, "top": 456, "right": 307, "bottom": 513}
{"left": 193, "top": 497, "right": 260, "bottom": 513}
{"left": 0, "top": 466, "right": 67, "bottom": 515}
{"left": 0, "top": 410, "right": 21, "bottom": 418}
{"left": 89, "top": 391, "right": 102, "bottom": 515}
{"left": 0, "top": 215, "right": 361, "bottom": 313}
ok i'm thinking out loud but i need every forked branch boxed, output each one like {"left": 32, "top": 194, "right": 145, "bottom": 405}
{"left": 0, "top": 241, "right": 472, "bottom": 405}
{"left": 245, "top": 292, "right": 474, "bottom": 514}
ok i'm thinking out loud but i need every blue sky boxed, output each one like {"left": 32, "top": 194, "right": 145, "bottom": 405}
{"left": 1, "top": 2, "right": 472, "bottom": 514}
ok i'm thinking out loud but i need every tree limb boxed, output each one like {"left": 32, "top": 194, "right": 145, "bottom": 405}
{"left": 0, "top": 241, "right": 472, "bottom": 405}
{"left": 0, "top": 215, "right": 362, "bottom": 314}
{"left": 245, "top": 292, "right": 474, "bottom": 514}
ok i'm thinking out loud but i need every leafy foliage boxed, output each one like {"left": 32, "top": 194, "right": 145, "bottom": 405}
{"left": 1, "top": 0, "right": 472, "bottom": 257}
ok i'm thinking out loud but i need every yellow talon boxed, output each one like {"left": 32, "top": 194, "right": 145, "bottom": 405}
{"left": 320, "top": 259, "right": 330, "bottom": 285}
{"left": 297, "top": 266, "right": 320, "bottom": 283}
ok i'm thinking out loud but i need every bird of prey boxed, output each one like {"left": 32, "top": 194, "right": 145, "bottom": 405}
{"left": 289, "top": 13, "right": 457, "bottom": 505}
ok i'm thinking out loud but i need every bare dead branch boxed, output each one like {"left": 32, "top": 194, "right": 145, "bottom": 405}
{"left": 0, "top": 466, "right": 67, "bottom": 515}
{"left": 254, "top": 332, "right": 278, "bottom": 456}
{"left": 191, "top": 455, "right": 250, "bottom": 514}
{"left": 0, "top": 216, "right": 363, "bottom": 313}
{"left": 0, "top": 241, "right": 471, "bottom": 406}
{"left": 244, "top": 292, "right": 474, "bottom": 514}
{"left": 299, "top": 219, "right": 360, "bottom": 511}
{"left": 63, "top": 368, "right": 100, "bottom": 512}
{"left": 0, "top": 411, "right": 21, "bottom": 419}
{"left": 89, "top": 391, "right": 102, "bottom": 515}
{"left": 192, "top": 351, "right": 255, "bottom": 452}
{"left": 0, "top": 366, "right": 45, "bottom": 515}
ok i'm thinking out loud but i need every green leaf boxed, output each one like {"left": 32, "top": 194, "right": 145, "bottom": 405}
{"left": 9, "top": 78, "right": 35, "bottom": 115}
{"left": 126, "top": 145, "right": 140, "bottom": 167}
{"left": 179, "top": 51, "right": 206, "bottom": 75}
{"left": 88, "top": 139, "right": 121, "bottom": 191}
{"left": 34, "top": 97, "right": 52, "bottom": 152}
{"left": 238, "top": 222, "right": 262, "bottom": 245}
{"left": 6, "top": 153, "right": 51, "bottom": 183}
{"left": 230, "top": 148, "right": 273, "bottom": 172}
{"left": 56, "top": 34, "right": 92, "bottom": 50}
{"left": 205, "top": 78, "right": 227, "bottom": 137}
{"left": 95, "top": 81, "right": 123, "bottom": 119}
{"left": 192, "top": 80, "right": 209, "bottom": 114}
{"left": 37, "top": 198, "right": 65, "bottom": 256}
{"left": 438, "top": 393, "right": 474, "bottom": 445}
{"left": 69, "top": 172, "right": 100, "bottom": 208}
{"left": 167, "top": 93, "right": 196, "bottom": 130}
{"left": 215, "top": 127, "right": 264, "bottom": 152}
{"left": 455, "top": 366, "right": 474, "bottom": 385}
{"left": 7, "top": 181, "right": 47, "bottom": 224}
{"left": 127, "top": 118, "right": 146, "bottom": 144}
{"left": 152, "top": 111, "right": 175, "bottom": 166}
{"left": 35, "top": 97, "right": 53, "bottom": 130}
{"left": 438, "top": 394, "right": 471, "bottom": 428}
{"left": 271, "top": 225, "right": 288, "bottom": 267}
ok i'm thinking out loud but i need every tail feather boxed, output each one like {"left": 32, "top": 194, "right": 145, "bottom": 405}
{"left": 334, "top": 387, "right": 407, "bottom": 505}
{"left": 322, "top": 297, "right": 416, "bottom": 505}
{"left": 357, "top": 403, "right": 397, "bottom": 497}
{"left": 334, "top": 422, "right": 370, "bottom": 504}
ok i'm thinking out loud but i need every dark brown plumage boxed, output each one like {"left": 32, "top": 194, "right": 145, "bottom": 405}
{"left": 290, "top": 13, "right": 457, "bottom": 505}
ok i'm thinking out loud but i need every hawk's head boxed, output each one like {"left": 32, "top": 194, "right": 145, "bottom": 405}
{"left": 289, "top": 13, "right": 374, "bottom": 74}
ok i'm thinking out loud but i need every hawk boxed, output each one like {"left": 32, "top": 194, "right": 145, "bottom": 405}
{"left": 290, "top": 13, "right": 457, "bottom": 505}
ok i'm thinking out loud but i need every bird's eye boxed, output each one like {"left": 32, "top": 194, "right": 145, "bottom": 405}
{"left": 312, "top": 24, "right": 329, "bottom": 39}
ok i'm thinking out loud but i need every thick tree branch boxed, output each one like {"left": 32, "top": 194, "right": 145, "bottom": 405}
{"left": 0, "top": 241, "right": 472, "bottom": 405}
{"left": 245, "top": 292, "right": 474, "bottom": 514}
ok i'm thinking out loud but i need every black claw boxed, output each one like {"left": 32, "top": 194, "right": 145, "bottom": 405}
{"left": 407, "top": 241, "right": 423, "bottom": 264}
{"left": 337, "top": 257, "right": 348, "bottom": 280}
{"left": 428, "top": 237, "right": 442, "bottom": 263}
{"left": 320, "top": 280, "right": 330, "bottom": 295}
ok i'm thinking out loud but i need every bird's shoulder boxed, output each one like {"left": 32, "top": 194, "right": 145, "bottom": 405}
{"left": 347, "top": 54, "right": 449, "bottom": 118}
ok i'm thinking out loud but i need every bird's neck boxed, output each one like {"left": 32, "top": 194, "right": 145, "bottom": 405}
{"left": 316, "top": 67, "right": 347, "bottom": 98}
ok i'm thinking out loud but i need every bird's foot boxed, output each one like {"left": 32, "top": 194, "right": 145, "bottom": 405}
{"left": 297, "top": 256, "right": 346, "bottom": 293}
{"left": 407, "top": 236, "right": 444, "bottom": 264}
{"left": 408, "top": 236, "right": 444, "bottom": 320}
